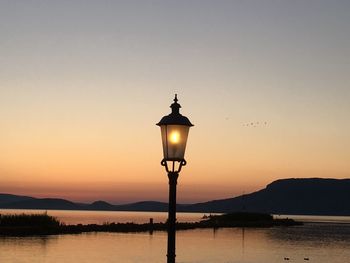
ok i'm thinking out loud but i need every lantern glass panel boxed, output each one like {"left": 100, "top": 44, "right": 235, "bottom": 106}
{"left": 160, "top": 124, "right": 190, "bottom": 160}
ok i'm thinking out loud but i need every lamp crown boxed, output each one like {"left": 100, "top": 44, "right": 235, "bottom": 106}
{"left": 157, "top": 94, "right": 194, "bottom": 127}
{"left": 170, "top": 94, "right": 181, "bottom": 114}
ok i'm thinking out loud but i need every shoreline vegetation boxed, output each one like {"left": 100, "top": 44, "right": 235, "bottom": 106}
{"left": 0, "top": 212, "right": 302, "bottom": 237}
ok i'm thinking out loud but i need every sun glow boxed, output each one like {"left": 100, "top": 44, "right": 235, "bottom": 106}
{"left": 169, "top": 131, "right": 180, "bottom": 144}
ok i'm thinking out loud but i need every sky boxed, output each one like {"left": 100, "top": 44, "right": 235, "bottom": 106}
{"left": 1, "top": 0, "right": 349, "bottom": 204}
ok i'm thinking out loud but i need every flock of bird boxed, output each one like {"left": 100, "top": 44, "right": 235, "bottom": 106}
{"left": 243, "top": 121, "right": 268, "bottom": 127}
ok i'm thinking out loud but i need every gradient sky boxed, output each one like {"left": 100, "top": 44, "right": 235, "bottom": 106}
{"left": 1, "top": 1, "right": 349, "bottom": 204}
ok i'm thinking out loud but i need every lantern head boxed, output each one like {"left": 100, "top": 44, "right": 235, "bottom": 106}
{"left": 157, "top": 95, "right": 194, "bottom": 162}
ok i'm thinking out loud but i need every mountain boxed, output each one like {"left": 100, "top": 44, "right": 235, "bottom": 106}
{"left": 87, "top": 201, "right": 115, "bottom": 211}
{"left": 184, "top": 178, "right": 350, "bottom": 215}
{"left": 1, "top": 197, "right": 80, "bottom": 210}
{"left": 0, "top": 193, "right": 34, "bottom": 205}
{"left": 1, "top": 178, "right": 350, "bottom": 215}
{"left": 115, "top": 201, "right": 168, "bottom": 212}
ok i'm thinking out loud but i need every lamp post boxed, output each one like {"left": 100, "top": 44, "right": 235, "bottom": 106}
{"left": 157, "top": 94, "right": 194, "bottom": 263}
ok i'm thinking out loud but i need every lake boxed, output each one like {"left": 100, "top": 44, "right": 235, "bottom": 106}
{"left": 1, "top": 209, "right": 350, "bottom": 263}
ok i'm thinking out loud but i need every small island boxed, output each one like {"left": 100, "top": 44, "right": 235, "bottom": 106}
{"left": 0, "top": 212, "right": 302, "bottom": 236}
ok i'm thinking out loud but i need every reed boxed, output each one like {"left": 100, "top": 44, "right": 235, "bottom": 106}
{"left": 0, "top": 213, "right": 60, "bottom": 227}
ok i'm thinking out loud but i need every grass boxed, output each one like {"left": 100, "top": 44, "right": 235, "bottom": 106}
{"left": 0, "top": 213, "right": 60, "bottom": 227}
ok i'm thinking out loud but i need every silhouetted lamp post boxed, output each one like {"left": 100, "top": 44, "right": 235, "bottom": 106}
{"left": 157, "top": 94, "right": 193, "bottom": 263}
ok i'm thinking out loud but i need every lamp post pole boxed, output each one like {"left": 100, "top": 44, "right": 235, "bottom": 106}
{"left": 167, "top": 172, "right": 178, "bottom": 263}
{"left": 157, "top": 95, "right": 193, "bottom": 263}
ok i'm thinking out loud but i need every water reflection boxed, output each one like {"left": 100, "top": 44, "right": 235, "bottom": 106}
{"left": 0, "top": 235, "right": 58, "bottom": 261}
{"left": 1, "top": 212, "right": 350, "bottom": 263}
{"left": 0, "top": 227, "right": 349, "bottom": 263}
{"left": 241, "top": 227, "right": 245, "bottom": 256}
{"left": 0, "top": 235, "right": 56, "bottom": 247}
{"left": 267, "top": 223, "right": 350, "bottom": 244}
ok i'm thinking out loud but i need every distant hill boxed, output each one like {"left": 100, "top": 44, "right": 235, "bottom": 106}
{"left": 0, "top": 193, "right": 34, "bottom": 205}
{"left": 86, "top": 201, "right": 114, "bottom": 210}
{"left": 183, "top": 178, "right": 350, "bottom": 215}
{"left": 0, "top": 197, "right": 80, "bottom": 210}
{"left": 1, "top": 178, "right": 349, "bottom": 215}
{"left": 115, "top": 201, "right": 168, "bottom": 212}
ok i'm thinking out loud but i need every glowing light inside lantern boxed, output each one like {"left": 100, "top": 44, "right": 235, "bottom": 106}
{"left": 169, "top": 131, "right": 180, "bottom": 144}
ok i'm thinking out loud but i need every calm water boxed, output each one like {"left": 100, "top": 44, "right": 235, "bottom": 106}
{"left": 1, "top": 210, "right": 350, "bottom": 263}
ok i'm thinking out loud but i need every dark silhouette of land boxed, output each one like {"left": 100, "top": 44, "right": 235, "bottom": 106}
{"left": 182, "top": 178, "right": 350, "bottom": 215}
{"left": 0, "top": 212, "right": 301, "bottom": 236}
{"left": 1, "top": 178, "right": 350, "bottom": 215}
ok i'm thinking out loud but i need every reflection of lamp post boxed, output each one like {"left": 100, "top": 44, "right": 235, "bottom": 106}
{"left": 157, "top": 94, "right": 194, "bottom": 263}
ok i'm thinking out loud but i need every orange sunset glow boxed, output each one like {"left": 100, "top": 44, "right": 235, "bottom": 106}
{"left": 1, "top": 1, "right": 349, "bottom": 205}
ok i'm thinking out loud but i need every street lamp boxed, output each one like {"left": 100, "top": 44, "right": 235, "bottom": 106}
{"left": 157, "top": 94, "right": 194, "bottom": 263}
